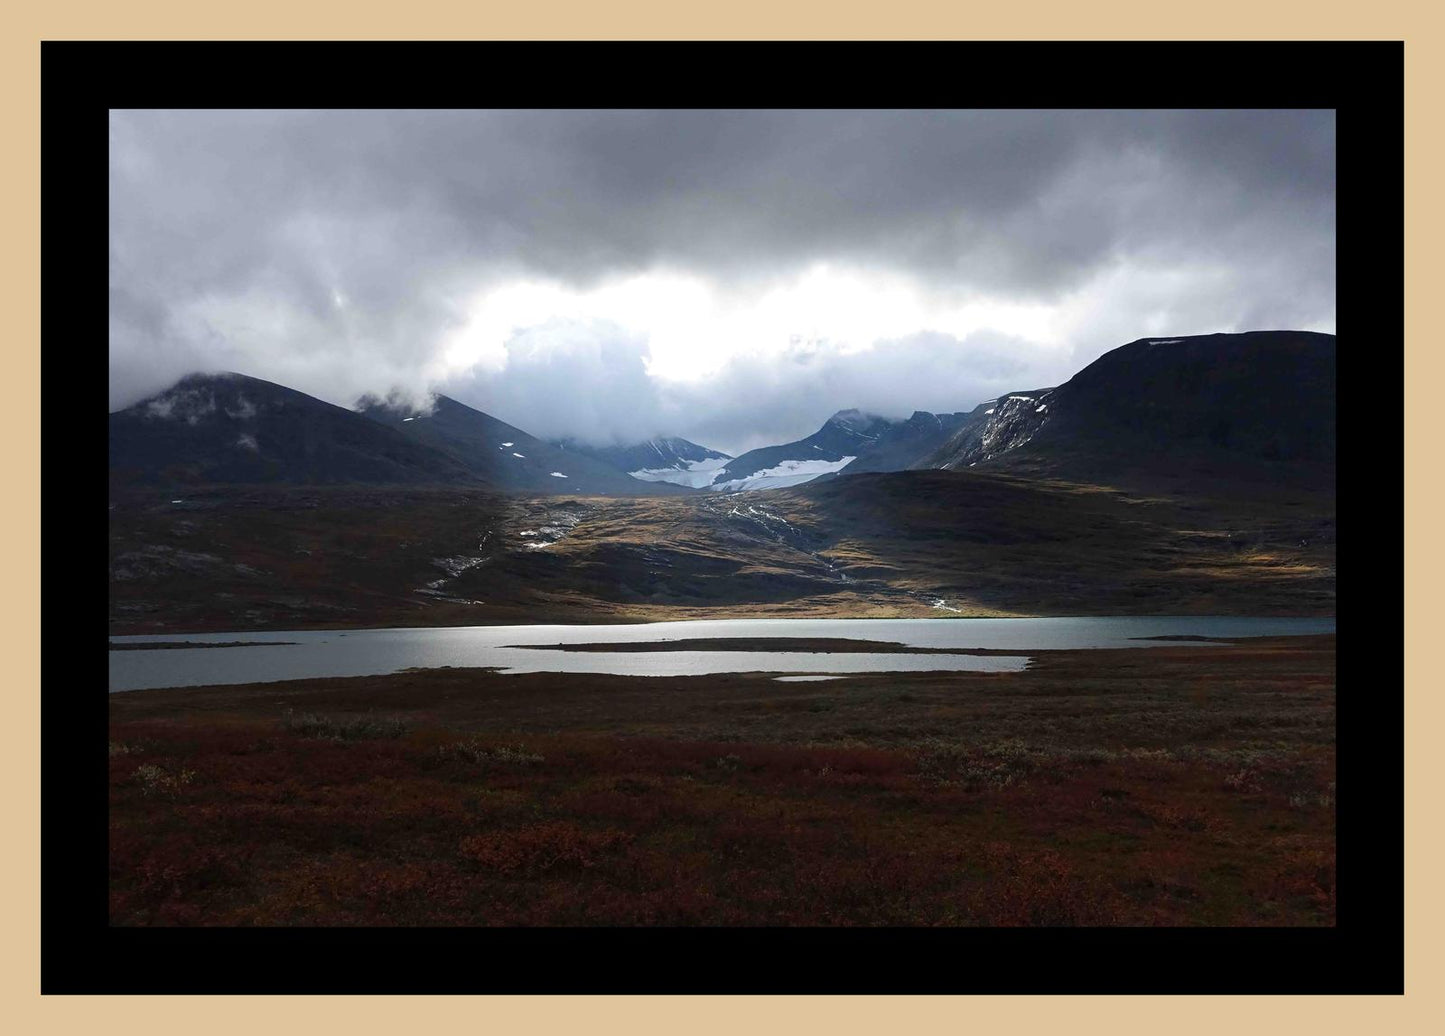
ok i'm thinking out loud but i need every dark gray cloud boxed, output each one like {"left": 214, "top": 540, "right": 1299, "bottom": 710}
{"left": 109, "top": 109, "right": 1336, "bottom": 448}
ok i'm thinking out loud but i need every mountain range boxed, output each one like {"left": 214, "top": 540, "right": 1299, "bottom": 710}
{"left": 553, "top": 436, "right": 732, "bottom": 489}
{"left": 108, "top": 331, "right": 1336, "bottom": 495}
{"left": 109, "top": 329, "right": 1337, "bottom": 633}
{"left": 355, "top": 393, "right": 692, "bottom": 496}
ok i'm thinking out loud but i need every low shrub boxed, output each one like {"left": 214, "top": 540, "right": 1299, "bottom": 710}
{"left": 437, "top": 739, "right": 544, "bottom": 765}
{"left": 281, "top": 710, "right": 411, "bottom": 741}
{"left": 131, "top": 763, "right": 197, "bottom": 798}
{"left": 912, "top": 737, "right": 1038, "bottom": 789}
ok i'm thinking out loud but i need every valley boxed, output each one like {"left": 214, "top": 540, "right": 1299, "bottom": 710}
{"left": 105, "top": 329, "right": 1341, "bottom": 931}
{"left": 109, "top": 465, "right": 1334, "bottom": 635}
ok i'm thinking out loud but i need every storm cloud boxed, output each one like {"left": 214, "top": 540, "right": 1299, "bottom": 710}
{"left": 109, "top": 109, "right": 1336, "bottom": 453}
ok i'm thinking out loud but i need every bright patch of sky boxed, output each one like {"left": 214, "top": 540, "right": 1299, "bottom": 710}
{"left": 442, "top": 264, "right": 1065, "bottom": 384}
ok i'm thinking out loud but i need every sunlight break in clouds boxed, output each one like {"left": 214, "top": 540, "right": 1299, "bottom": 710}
{"left": 440, "top": 264, "right": 1067, "bottom": 384}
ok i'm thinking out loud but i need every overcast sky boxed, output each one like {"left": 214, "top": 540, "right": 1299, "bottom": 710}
{"left": 109, "top": 109, "right": 1335, "bottom": 456}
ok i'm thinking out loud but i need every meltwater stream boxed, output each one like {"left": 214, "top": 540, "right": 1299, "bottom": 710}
{"left": 108, "top": 616, "right": 1335, "bottom": 693}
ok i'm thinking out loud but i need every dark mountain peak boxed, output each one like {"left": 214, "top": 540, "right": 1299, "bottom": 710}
{"left": 826, "top": 408, "right": 888, "bottom": 431}
{"left": 171, "top": 369, "right": 245, "bottom": 388}
{"left": 924, "top": 329, "right": 1335, "bottom": 479}
{"left": 111, "top": 372, "right": 476, "bottom": 488}
{"left": 135, "top": 371, "right": 286, "bottom": 422}
{"left": 130, "top": 370, "right": 385, "bottom": 430}
{"left": 822, "top": 409, "right": 898, "bottom": 447}
{"left": 646, "top": 435, "right": 730, "bottom": 461}
{"left": 1093, "top": 329, "right": 1334, "bottom": 366}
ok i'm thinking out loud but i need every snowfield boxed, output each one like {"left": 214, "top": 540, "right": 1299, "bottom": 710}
{"left": 628, "top": 456, "right": 730, "bottom": 489}
{"left": 711, "top": 456, "right": 857, "bottom": 493}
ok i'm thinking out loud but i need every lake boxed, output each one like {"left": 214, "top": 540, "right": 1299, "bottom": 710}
{"left": 107, "top": 615, "right": 1335, "bottom": 693}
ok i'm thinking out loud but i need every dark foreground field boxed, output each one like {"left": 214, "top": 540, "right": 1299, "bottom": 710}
{"left": 109, "top": 635, "right": 1335, "bottom": 926}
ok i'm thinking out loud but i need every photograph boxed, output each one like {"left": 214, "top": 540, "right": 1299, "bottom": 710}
{"left": 103, "top": 103, "right": 1344, "bottom": 931}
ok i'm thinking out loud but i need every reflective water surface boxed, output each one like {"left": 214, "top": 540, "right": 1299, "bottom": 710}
{"left": 108, "top": 616, "right": 1335, "bottom": 693}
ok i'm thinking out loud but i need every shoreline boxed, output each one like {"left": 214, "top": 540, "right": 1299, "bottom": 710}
{"left": 109, "top": 640, "right": 298, "bottom": 651}
{"left": 108, "top": 611, "right": 1338, "bottom": 641}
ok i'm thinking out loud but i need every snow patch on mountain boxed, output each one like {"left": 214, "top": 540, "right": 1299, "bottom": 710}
{"left": 628, "top": 456, "right": 730, "bottom": 489}
{"left": 712, "top": 456, "right": 856, "bottom": 493}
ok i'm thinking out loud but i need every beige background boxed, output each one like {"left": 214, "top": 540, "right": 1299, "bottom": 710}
{"left": 4, "top": 2, "right": 1431, "bottom": 1028}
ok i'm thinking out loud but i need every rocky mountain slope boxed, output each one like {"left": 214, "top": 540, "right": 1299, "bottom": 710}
{"left": 836, "top": 409, "right": 973, "bottom": 474}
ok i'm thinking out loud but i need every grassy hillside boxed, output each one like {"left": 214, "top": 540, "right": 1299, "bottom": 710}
{"left": 110, "top": 467, "right": 1334, "bottom": 634}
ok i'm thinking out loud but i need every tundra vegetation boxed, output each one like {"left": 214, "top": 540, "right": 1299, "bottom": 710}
{"left": 109, "top": 635, "right": 1334, "bottom": 926}
{"left": 109, "top": 468, "right": 1335, "bottom": 636}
